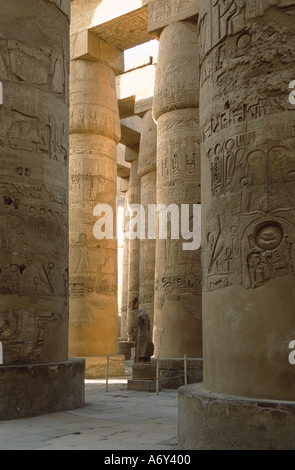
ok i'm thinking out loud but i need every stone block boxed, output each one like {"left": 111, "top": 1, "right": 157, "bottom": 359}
{"left": 116, "top": 64, "right": 156, "bottom": 118}
{"left": 117, "top": 341, "right": 136, "bottom": 360}
{"left": 0, "top": 359, "right": 85, "bottom": 421}
{"left": 70, "top": 30, "right": 124, "bottom": 74}
{"left": 132, "top": 362, "right": 156, "bottom": 379}
{"left": 85, "top": 355, "right": 125, "bottom": 379}
{"left": 128, "top": 361, "right": 159, "bottom": 392}
{"left": 125, "top": 147, "right": 139, "bottom": 163}
{"left": 127, "top": 379, "right": 157, "bottom": 392}
{"left": 71, "top": 1, "right": 150, "bottom": 50}
{"left": 151, "top": 358, "right": 203, "bottom": 389}
{"left": 120, "top": 116, "right": 143, "bottom": 148}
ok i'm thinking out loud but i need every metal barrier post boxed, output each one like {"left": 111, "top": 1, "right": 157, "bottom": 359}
{"left": 184, "top": 354, "right": 188, "bottom": 386}
{"left": 156, "top": 357, "right": 160, "bottom": 395}
{"left": 106, "top": 355, "right": 110, "bottom": 392}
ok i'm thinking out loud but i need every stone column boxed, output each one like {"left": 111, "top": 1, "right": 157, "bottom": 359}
{"left": 120, "top": 185, "right": 130, "bottom": 341}
{"left": 69, "top": 43, "right": 124, "bottom": 378}
{"left": 0, "top": 0, "right": 84, "bottom": 420}
{"left": 126, "top": 153, "right": 141, "bottom": 344}
{"left": 151, "top": 20, "right": 202, "bottom": 358}
{"left": 178, "top": 1, "right": 295, "bottom": 450}
{"left": 138, "top": 111, "right": 157, "bottom": 329}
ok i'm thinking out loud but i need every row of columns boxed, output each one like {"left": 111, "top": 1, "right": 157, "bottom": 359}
{"left": 2, "top": 1, "right": 295, "bottom": 445}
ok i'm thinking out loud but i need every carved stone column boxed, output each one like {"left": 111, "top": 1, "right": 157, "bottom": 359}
{"left": 152, "top": 20, "right": 202, "bottom": 358}
{"left": 178, "top": 0, "right": 295, "bottom": 450}
{"left": 69, "top": 43, "right": 124, "bottom": 378}
{"left": 126, "top": 154, "right": 141, "bottom": 343}
{"left": 138, "top": 110, "right": 157, "bottom": 330}
{"left": 0, "top": 0, "right": 84, "bottom": 420}
{"left": 120, "top": 185, "right": 130, "bottom": 341}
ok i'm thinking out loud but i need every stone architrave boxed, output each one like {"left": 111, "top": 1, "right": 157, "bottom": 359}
{"left": 126, "top": 155, "right": 141, "bottom": 342}
{"left": 0, "top": 0, "right": 84, "bottom": 420}
{"left": 138, "top": 110, "right": 157, "bottom": 330}
{"left": 152, "top": 20, "right": 202, "bottom": 358}
{"left": 178, "top": 0, "right": 295, "bottom": 451}
{"left": 69, "top": 55, "right": 124, "bottom": 376}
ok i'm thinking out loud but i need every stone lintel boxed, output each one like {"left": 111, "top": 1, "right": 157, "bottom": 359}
{"left": 134, "top": 97, "right": 154, "bottom": 117}
{"left": 117, "top": 143, "right": 131, "bottom": 179}
{"left": 125, "top": 146, "right": 139, "bottom": 163}
{"left": 148, "top": 0, "right": 199, "bottom": 38}
{"left": 70, "top": 30, "right": 124, "bottom": 75}
{"left": 71, "top": 0, "right": 150, "bottom": 50}
{"left": 116, "top": 64, "right": 156, "bottom": 118}
{"left": 178, "top": 384, "right": 295, "bottom": 450}
{"left": 120, "top": 116, "right": 143, "bottom": 148}
{"left": 0, "top": 359, "right": 85, "bottom": 421}
{"left": 117, "top": 166, "right": 131, "bottom": 180}
{"left": 118, "top": 177, "right": 129, "bottom": 193}
{"left": 85, "top": 355, "right": 125, "bottom": 379}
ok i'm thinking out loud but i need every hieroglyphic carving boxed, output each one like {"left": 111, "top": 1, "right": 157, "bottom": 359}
{"left": 203, "top": 129, "right": 295, "bottom": 291}
{"left": 200, "top": 0, "right": 295, "bottom": 292}
{"left": 199, "top": 0, "right": 295, "bottom": 62}
{"left": 156, "top": 274, "right": 202, "bottom": 294}
{"left": 0, "top": 309, "right": 62, "bottom": 365}
{"left": 0, "top": 0, "right": 70, "bottom": 365}
{"left": 0, "top": 39, "right": 67, "bottom": 99}
{"left": 69, "top": 58, "right": 119, "bottom": 358}
{"left": 201, "top": 100, "right": 293, "bottom": 143}
{"left": 93, "top": 8, "right": 150, "bottom": 50}
{"left": 152, "top": 19, "right": 202, "bottom": 357}
{"left": 153, "top": 21, "right": 199, "bottom": 121}
{"left": 148, "top": 0, "right": 198, "bottom": 35}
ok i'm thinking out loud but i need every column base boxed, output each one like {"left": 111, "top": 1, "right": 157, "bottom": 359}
{"left": 128, "top": 362, "right": 159, "bottom": 392}
{"left": 85, "top": 355, "right": 125, "bottom": 379}
{"left": 178, "top": 384, "right": 295, "bottom": 450}
{"left": 152, "top": 358, "right": 203, "bottom": 389}
{"left": 0, "top": 358, "right": 85, "bottom": 421}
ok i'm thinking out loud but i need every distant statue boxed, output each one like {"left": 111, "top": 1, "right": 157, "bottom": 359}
{"left": 135, "top": 309, "right": 154, "bottom": 363}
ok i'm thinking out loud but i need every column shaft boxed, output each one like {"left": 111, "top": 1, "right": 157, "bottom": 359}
{"left": 126, "top": 157, "right": 141, "bottom": 341}
{"left": 200, "top": 0, "right": 295, "bottom": 400}
{"left": 138, "top": 111, "right": 157, "bottom": 329}
{"left": 0, "top": 0, "right": 70, "bottom": 366}
{"left": 120, "top": 187, "right": 130, "bottom": 340}
{"left": 69, "top": 59, "right": 120, "bottom": 358}
{"left": 152, "top": 20, "right": 202, "bottom": 358}
{"left": 0, "top": 0, "right": 84, "bottom": 420}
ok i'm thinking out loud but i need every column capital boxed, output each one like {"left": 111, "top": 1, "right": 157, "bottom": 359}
{"left": 148, "top": 0, "right": 199, "bottom": 38}
{"left": 70, "top": 30, "right": 124, "bottom": 75}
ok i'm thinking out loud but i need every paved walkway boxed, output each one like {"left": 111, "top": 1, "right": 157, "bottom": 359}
{"left": 0, "top": 363, "right": 178, "bottom": 451}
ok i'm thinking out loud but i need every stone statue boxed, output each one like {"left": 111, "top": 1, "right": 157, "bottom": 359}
{"left": 135, "top": 309, "right": 154, "bottom": 363}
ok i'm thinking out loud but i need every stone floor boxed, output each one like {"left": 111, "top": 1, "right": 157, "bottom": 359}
{"left": 0, "top": 361, "right": 178, "bottom": 451}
